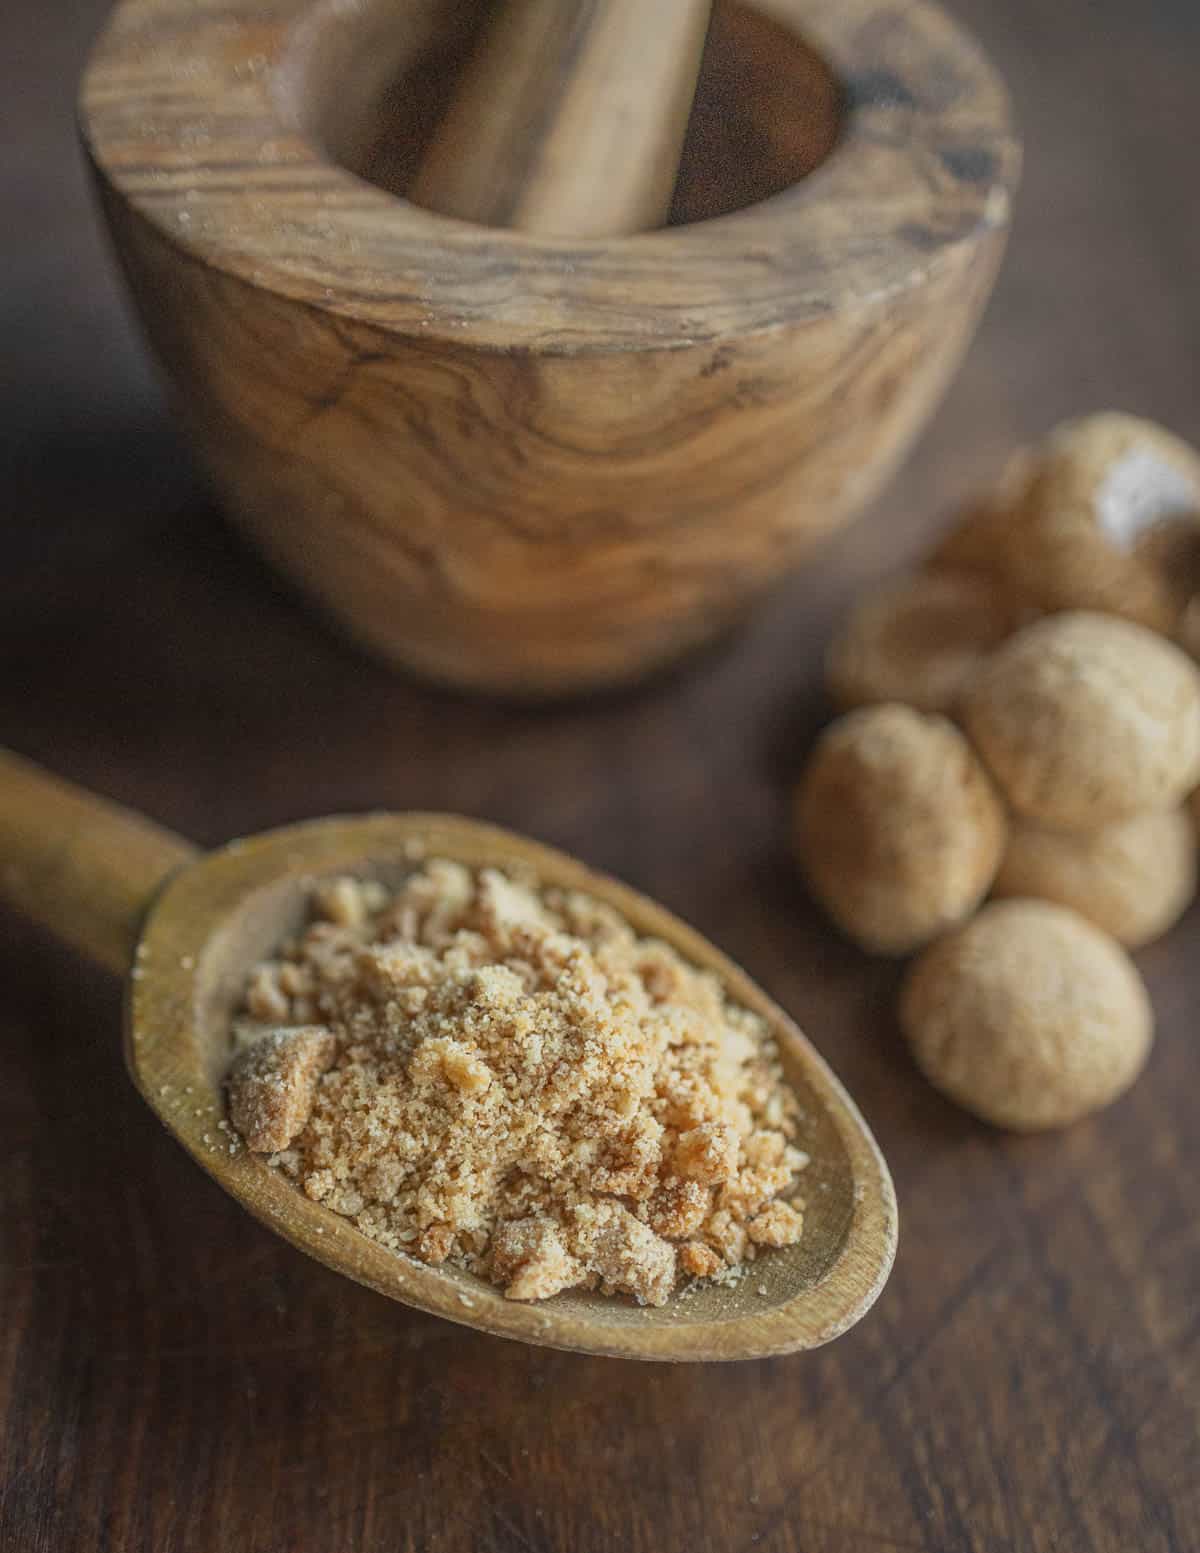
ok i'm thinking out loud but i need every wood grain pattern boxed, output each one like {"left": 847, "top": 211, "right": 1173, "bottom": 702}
{"left": 0, "top": 750, "right": 194, "bottom": 974}
{"left": 407, "top": 0, "right": 714, "bottom": 235}
{"left": 5, "top": 0, "right": 1200, "bottom": 1545}
{"left": 0, "top": 757, "right": 896, "bottom": 1360}
{"left": 80, "top": 0, "right": 1017, "bottom": 694}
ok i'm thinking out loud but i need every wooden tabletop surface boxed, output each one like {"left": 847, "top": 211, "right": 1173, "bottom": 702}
{"left": 3, "top": 0, "right": 1198, "bottom": 1549}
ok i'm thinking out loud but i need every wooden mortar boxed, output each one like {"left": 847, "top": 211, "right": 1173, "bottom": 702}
{"left": 81, "top": 0, "right": 1018, "bottom": 696}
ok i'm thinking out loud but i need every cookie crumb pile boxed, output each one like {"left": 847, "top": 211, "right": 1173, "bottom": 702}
{"left": 796, "top": 412, "right": 1200, "bottom": 1129}
{"left": 226, "top": 863, "right": 808, "bottom": 1305}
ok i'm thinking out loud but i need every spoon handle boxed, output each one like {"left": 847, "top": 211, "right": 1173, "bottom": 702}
{"left": 0, "top": 749, "right": 197, "bottom": 975}
{"left": 408, "top": 0, "right": 713, "bottom": 236}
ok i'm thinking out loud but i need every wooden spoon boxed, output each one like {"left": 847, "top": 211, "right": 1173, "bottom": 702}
{"left": 0, "top": 749, "right": 896, "bottom": 1361}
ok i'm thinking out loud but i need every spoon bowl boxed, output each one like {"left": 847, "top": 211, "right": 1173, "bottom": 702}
{"left": 1, "top": 754, "right": 896, "bottom": 1361}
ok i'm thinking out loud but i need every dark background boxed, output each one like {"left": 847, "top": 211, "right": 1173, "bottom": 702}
{"left": 2, "top": 1, "right": 1198, "bottom": 1550}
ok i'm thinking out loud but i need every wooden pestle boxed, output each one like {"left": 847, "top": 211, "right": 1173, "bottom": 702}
{"left": 408, "top": 0, "right": 714, "bottom": 236}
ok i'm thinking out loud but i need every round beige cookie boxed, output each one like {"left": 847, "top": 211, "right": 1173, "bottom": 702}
{"left": 900, "top": 899, "right": 1153, "bottom": 1130}
{"left": 993, "top": 808, "right": 1196, "bottom": 948}
{"left": 792, "top": 704, "right": 1007, "bottom": 956}
{"left": 933, "top": 413, "right": 1200, "bottom": 633}
{"left": 930, "top": 444, "right": 1038, "bottom": 574}
{"left": 824, "top": 571, "right": 1031, "bottom": 715}
{"left": 1178, "top": 595, "right": 1200, "bottom": 661}
{"left": 961, "top": 611, "right": 1200, "bottom": 831}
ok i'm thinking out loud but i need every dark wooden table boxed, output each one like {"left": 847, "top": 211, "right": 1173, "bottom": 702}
{"left": 3, "top": 1, "right": 1198, "bottom": 1549}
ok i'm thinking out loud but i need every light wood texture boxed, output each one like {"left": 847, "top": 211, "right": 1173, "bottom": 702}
{"left": 0, "top": 754, "right": 895, "bottom": 1361}
{"left": 328, "top": 0, "right": 841, "bottom": 226}
{"left": 11, "top": 0, "right": 1200, "bottom": 1544}
{"left": 408, "top": 0, "right": 713, "bottom": 236}
{"left": 80, "top": 0, "right": 1017, "bottom": 696}
{"left": 0, "top": 750, "right": 196, "bottom": 975}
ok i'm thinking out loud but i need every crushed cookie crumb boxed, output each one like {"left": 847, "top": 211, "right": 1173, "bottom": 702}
{"left": 226, "top": 866, "right": 808, "bottom": 1304}
{"left": 679, "top": 1242, "right": 722, "bottom": 1280}
{"left": 227, "top": 1026, "right": 337, "bottom": 1152}
{"left": 747, "top": 1200, "right": 805, "bottom": 1249}
{"left": 675, "top": 1121, "right": 739, "bottom": 1184}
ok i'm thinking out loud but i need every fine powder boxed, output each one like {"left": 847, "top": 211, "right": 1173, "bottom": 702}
{"left": 226, "top": 861, "right": 808, "bottom": 1305}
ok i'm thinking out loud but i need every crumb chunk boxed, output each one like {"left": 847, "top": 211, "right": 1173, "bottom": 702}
{"left": 227, "top": 1026, "right": 336, "bottom": 1152}
{"left": 568, "top": 1202, "right": 676, "bottom": 1307}
{"left": 430, "top": 1039, "right": 493, "bottom": 1095}
{"left": 704, "top": 1209, "right": 748, "bottom": 1265}
{"left": 226, "top": 864, "right": 810, "bottom": 1303}
{"left": 492, "top": 1218, "right": 582, "bottom": 1302}
{"left": 747, "top": 1201, "right": 805, "bottom": 1249}
{"left": 674, "top": 1122, "right": 739, "bottom": 1184}
{"left": 679, "top": 1242, "right": 722, "bottom": 1279}
{"left": 647, "top": 1177, "right": 711, "bottom": 1239}
{"left": 314, "top": 876, "right": 372, "bottom": 929}
{"left": 418, "top": 1224, "right": 455, "bottom": 1265}
{"left": 245, "top": 964, "right": 289, "bottom": 1023}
